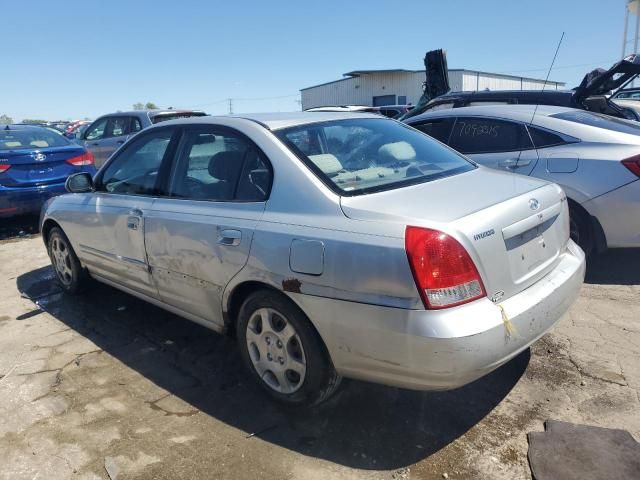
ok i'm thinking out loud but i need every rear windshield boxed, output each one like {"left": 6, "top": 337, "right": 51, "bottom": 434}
{"left": 276, "top": 118, "right": 475, "bottom": 195}
{"left": 552, "top": 111, "right": 640, "bottom": 136}
{"left": 0, "top": 127, "right": 70, "bottom": 150}
{"left": 151, "top": 112, "right": 207, "bottom": 124}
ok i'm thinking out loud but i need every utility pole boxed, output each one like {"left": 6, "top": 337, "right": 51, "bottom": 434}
{"left": 228, "top": 98, "right": 233, "bottom": 115}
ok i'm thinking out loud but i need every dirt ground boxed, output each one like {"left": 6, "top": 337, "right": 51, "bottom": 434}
{"left": 1, "top": 217, "right": 639, "bottom": 479}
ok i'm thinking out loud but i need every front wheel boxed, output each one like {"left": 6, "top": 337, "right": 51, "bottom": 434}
{"left": 47, "top": 227, "right": 89, "bottom": 294}
{"left": 236, "top": 290, "right": 341, "bottom": 406}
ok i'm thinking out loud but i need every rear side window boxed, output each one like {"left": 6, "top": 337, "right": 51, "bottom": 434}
{"left": 449, "top": 117, "right": 533, "bottom": 154}
{"left": 107, "top": 117, "right": 129, "bottom": 138}
{"left": 527, "top": 126, "right": 573, "bottom": 148}
{"left": 412, "top": 118, "right": 455, "bottom": 143}
{"left": 168, "top": 129, "right": 271, "bottom": 202}
{"left": 552, "top": 111, "right": 640, "bottom": 136}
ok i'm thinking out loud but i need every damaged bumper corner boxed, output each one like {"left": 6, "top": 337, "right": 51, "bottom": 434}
{"left": 290, "top": 240, "right": 585, "bottom": 391}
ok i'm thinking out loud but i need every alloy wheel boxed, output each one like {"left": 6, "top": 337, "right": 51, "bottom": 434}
{"left": 245, "top": 307, "right": 307, "bottom": 394}
{"left": 51, "top": 236, "right": 73, "bottom": 286}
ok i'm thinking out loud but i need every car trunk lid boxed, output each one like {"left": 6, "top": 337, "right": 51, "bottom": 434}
{"left": 573, "top": 53, "right": 640, "bottom": 103}
{"left": 341, "top": 168, "right": 570, "bottom": 302}
{"left": 0, "top": 145, "right": 87, "bottom": 187}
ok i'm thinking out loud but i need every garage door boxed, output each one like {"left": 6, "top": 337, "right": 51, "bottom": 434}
{"left": 373, "top": 95, "right": 396, "bottom": 106}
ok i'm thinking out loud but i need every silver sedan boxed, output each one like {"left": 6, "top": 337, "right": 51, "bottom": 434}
{"left": 40, "top": 112, "right": 585, "bottom": 405}
{"left": 404, "top": 104, "right": 640, "bottom": 255}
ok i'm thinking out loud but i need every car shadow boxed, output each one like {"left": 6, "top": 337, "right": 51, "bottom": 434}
{"left": 16, "top": 266, "right": 528, "bottom": 470}
{"left": 0, "top": 214, "right": 40, "bottom": 241}
{"left": 585, "top": 248, "right": 640, "bottom": 286}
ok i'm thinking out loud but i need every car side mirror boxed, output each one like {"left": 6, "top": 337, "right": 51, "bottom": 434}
{"left": 65, "top": 172, "right": 94, "bottom": 193}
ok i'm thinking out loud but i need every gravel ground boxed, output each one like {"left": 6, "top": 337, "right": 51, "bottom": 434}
{"left": 0, "top": 228, "right": 638, "bottom": 480}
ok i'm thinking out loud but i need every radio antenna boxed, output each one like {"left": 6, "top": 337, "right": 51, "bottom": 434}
{"left": 529, "top": 31, "right": 565, "bottom": 125}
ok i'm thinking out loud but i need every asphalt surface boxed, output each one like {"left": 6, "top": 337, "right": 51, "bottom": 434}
{"left": 0, "top": 221, "right": 638, "bottom": 479}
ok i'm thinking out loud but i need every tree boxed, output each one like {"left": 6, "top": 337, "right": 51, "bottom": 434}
{"left": 0, "top": 114, "right": 14, "bottom": 124}
{"left": 21, "top": 119, "right": 48, "bottom": 125}
{"left": 133, "top": 102, "right": 145, "bottom": 111}
{"left": 145, "top": 102, "right": 158, "bottom": 109}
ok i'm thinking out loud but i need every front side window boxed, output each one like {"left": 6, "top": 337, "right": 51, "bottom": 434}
{"left": 84, "top": 118, "right": 108, "bottom": 141}
{"left": 449, "top": 117, "right": 533, "bottom": 154}
{"left": 412, "top": 118, "right": 455, "bottom": 143}
{"left": 168, "top": 129, "right": 271, "bottom": 201}
{"left": 276, "top": 118, "right": 475, "bottom": 195}
{"left": 99, "top": 129, "right": 173, "bottom": 195}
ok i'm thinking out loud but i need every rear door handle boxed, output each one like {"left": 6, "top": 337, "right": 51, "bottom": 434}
{"left": 218, "top": 229, "right": 242, "bottom": 246}
{"left": 127, "top": 208, "right": 143, "bottom": 230}
{"left": 116, "top": 140, "right": 125, "bottom": 144}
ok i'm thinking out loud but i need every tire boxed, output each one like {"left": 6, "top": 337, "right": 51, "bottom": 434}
{"left": 568, "top": 203, "right": 594, "bottom": 256}
{"left": 47, "top": 227, "right": 89, "bottom": 294}
{"left": 236, "top": 290, "right": 341, "bottom": 406}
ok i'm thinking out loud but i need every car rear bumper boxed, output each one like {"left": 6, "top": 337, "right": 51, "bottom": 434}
{"left": 0, "top": 183, "right": 67, "bottom": 218}
{"left": 292, "top": 240, "right": 585, "bottom": 391}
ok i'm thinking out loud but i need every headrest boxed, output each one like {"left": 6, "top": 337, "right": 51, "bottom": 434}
{"left": 309, "top": 153, "right": 343, "bottom": 175}
{"left": 378, "top": 141, "right": 416, "bottom": 161}
{"left": 208, "top": 151, "right": 244, "bottom": 180}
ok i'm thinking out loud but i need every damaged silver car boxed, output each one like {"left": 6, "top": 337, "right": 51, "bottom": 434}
{"left": 40, "top": 112, "right": 585, "bottom": 405}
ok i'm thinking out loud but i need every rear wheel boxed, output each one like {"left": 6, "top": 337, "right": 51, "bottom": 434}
{"left": 236, "top": 290, "right": 341, "bottom": 406}
{"left": 47, "top": 227, "right": 89, "bottom": 294}
{"left": 569, "top": 203, "right": 594, "bottom": 256}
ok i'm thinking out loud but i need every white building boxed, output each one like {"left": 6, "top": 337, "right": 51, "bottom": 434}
{"left": 301, "top": 69, "right": 565, "bottom": 110}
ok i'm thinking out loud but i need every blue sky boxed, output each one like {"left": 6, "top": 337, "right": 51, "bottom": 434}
{"left": 2, "top": 0, "right": 628, "bottom": 121}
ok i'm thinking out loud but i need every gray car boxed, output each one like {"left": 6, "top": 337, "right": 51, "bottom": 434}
{"left": 40, "top": 112, "right": 585, "bottom": 405}
{"left": 405, "top": 105, "right": 640, "bottom": 254}
{"left": 82, "top": 109, "right": 206, "bottom": 167}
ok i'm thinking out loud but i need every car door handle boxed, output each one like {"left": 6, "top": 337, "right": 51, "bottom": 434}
{"left": 91, "top": 142, "right": 100, "bottom": 146}
{"left": 516, "top": 158, "right": 532, "bottom": 166}
{"left": 218, "top": 229, "right": 242, "bottom": 246}
{"left": 129, "top": 208, "right": 143, "bottom": 216}
{"left": 116, "top": 140, "right": 125, "bottom": 144}
{"left": 127, "top": 217, "right": 140, "bottom": 230}
{"left": 498, "top": 158, "right": 519, "bottom": 169}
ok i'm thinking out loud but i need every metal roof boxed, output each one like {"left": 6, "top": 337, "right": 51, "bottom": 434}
{"left": 301, "top": 69, "right": 565, "bottom": 91}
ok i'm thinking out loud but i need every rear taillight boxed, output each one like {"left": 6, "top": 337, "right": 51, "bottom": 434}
{"left": 622, "top": 154, "right": 640, "bottom": 177}
{"left": 405, "top": 226, "right": 486, "bottom": 309}
{"left": 66, "top": 151, "right": 94, "bottom": 166}
{"left": 0, "top": 164, "right": 10, "bottom": 173}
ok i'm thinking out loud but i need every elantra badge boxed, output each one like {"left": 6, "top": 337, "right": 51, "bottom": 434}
{"left": 529, "top": 198, "right": 540, "bottom": 211}
{"left": 33, "top": 152, "right": 46, "bottom": 162}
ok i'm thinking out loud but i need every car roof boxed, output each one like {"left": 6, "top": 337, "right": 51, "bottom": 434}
{"left": 438, "top": 89, "right": 574, "bottom": 99}
{"left": 97, "top": 109, "right": 204, "bottom": 118}
{"left": 406, "top": 104, "right": 577, "bottom": 124}
{"left": 160, "top": 111, "right": 384, "bottom": 130}
{"left": 3, "top": 124, "right": 52, "bottom": 131}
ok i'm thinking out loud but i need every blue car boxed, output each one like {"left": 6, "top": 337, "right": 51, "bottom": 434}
{"left": 0, "top": 124, "right": 96, "bottom": 217}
